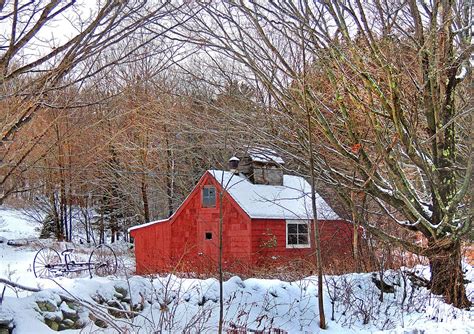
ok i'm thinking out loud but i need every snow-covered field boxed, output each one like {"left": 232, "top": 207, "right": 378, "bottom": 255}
{"left": 0, "top": 207, "right": 473, "bottom": 333}
{"left": 0, "top": 208, "right": 43, "bottom": 295}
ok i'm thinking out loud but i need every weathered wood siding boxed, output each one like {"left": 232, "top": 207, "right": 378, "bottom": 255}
{"left": 130, "top": 222, "right": 171, "bottom": 274}
{"left": 250, "top": 219, "right": 354, "bottom": 266}
{"left": 131, "top": 172, "right": 253, "bottom": 274}
{"left": 131, "top": 171, "right": 354, "bottom": 275}
{"left": 250, "top": 219, "right": 316, "bottom": 266}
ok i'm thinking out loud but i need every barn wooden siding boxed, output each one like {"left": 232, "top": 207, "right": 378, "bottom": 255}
{"left": 131, "top": 172, "right": 354, "bottom": 275}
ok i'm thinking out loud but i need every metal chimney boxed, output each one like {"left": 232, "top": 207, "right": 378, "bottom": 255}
{"left": 228, "top": 156, "right": 240, "bottom": 174}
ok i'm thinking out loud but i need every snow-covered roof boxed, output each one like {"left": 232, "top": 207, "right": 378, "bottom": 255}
{"left": 209, "top": 170, "right": 339, "bottom": 220}
{"left": 246, "top": 147, "right": 285, "bottom": 164}
{"left": 128, "top": 170, "right": 340, "bottom": 232}
{"left": 128, "top": 218, "right": 168, "bottom": 232}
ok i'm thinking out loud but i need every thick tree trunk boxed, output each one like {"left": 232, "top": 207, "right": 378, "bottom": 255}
{"left": 141, "top": 174, "right": 150, "bottom": 223}
{"left": 110, "top": 217, "right": 117, "bottom": 243}
{"left": 50, "top": 191, "right": 64, "bottom": 241}
{"left": 428, "top": 239, "right": 470, "bottom": 308}
{"left": 99, "top": 213, "right": 105, "bottom": 244}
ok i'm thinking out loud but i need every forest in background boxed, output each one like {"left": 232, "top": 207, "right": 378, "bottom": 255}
{"left": 0, "top": 0, "right": 471, "bottom": 312}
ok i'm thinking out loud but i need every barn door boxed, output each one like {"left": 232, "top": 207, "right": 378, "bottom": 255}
{"left": 197, "top": 217, "right": 218, "bottom": 272}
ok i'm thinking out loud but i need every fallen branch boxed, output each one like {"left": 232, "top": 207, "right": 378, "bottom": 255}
{"left": 404, "top": 271, "right": 430, "bottom": 288}
{"left": 0, "top": 285, "right": 5, "bottom": 304}
{"left": 0, "top": 278, "right": 41, "bottom": 292}
{"left": 371, "top": 276, "right": 395, "bottom": 293}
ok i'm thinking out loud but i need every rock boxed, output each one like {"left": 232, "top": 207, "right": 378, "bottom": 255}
{"left": 113, "top": 292, "right": 124, "bottom": 300}
{"left": 59, "top": 318, "right": 75, "bottom": 330}
{"left": 107, "top": 299, "right": 121, "bottom": 308}
{"left": 44, "top": 311, "right": 63, "bottom": 323}
{"left": 91, "top": 294, "right": 105, "bottom": 304}
{"left": 107, "top": 300, "right": 124, "bottom": 318}
{"left": 0, "top": 312, "right": 14, "bottom": 334}
{"left": 89, "top": 313, "right": 108, "bottom": 329}
{"left": 60, "top": 301, "right": 78, "bottom": 320}
{"left": 45, "top": 319, "right": 60, "bottom": 331}
{"left": 37, "top": 300, "right": 58, "bottom": 312}
{"left": 0, "top": 313, "right": 13, "bottom": 326}
{"left": 74, "top": 318, "right": 88, "bottom": 329}
{"left": 114, "top": 285, "right": 128, "bottom": 298}
{"left": 132, "top": 302, "right": 144, "bottom": 312}
{"left": 65, "top": 301, "right": 78, "bottom": 309}
{"left": 94, "top": 318, "right": 108, "bottom": 329}
{"left": 63, "top": 318, "right": 75, "bottom": 326}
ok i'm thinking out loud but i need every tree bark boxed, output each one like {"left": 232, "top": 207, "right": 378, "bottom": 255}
{"left": 306, "top": 108, "right": 326, "bottom": 329}
{"left": 141, "top": 174, "right": 150, "bottom": 223}
{"left": 99, "top": 213, "right": 105, "bottom": 244}
{"left": 428, "top": 239, "right": 470, "bottom": 308}
{"left": 218, "top": 188, "right": 224, "bottom": 334}
{"left": 164, "top": 126, "right": 174, "bottom": 217}
{"left": 50, "top": 190, "right": 63, "bottom": 241}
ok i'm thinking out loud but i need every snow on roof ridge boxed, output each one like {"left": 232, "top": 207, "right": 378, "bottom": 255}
{"left": 209, "top": 169, "right": 339, "bottom": 220}
{"left": 129, "top": 170, "right": 340, "bottom": 232}
{"left": 128, "top": 218, "right": 169, "bottom": 232}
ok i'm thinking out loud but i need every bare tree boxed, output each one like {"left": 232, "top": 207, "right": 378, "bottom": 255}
{"left": 181, "top": 0, "right": 472, "bottom": 308}
{"left": 0, "top": 0, "right": 190, "bottom": 202}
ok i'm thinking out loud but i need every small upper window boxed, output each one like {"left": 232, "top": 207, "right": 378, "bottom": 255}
{"left": 286, "top": 220, "right": 310, "bottom": 248}
{"left": 202, "top": 186, "right": 216, "bottom": 207}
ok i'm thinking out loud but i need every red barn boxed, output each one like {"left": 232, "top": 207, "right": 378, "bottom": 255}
{"left": 129, "top": 152, "right": 353, "bottom": 274}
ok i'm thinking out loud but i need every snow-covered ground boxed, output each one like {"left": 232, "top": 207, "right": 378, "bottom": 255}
{"left": 0, "top": 207, "right": 473, "bottom": 333}
{"left": 0, "top": 208, "right": 41, "bottom": 240}
{"left": 0, "top": 208, "right": 43, "bottom": 296}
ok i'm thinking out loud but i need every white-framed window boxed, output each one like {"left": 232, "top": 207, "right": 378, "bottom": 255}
{"left": 286, "top": 220, "right": 310, "bottom": 248}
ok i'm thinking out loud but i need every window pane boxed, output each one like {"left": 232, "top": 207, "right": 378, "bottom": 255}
{"left": 288, "top": 224, "right": 297, "bottom": 233}
{"left": 202, "top": 187, "right": 216, "bottom": 207}
{"left": 298, "top": 224, "right": 308, "bottom": 233}
{"left": 298, "top": 234, "right": 308, "bottom": 245}
{"left": 209, "top": 192, "right": 216, "bottom": 206}
{"left": 288, "top": 234, "right": 297, "bottom": 245}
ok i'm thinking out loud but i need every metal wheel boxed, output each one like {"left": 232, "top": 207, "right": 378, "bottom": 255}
{"left": 33, "top": 247, "right": 62, "bottom": 278}
{"left": 88, "top": 244, "right": 118, "bottom": 277}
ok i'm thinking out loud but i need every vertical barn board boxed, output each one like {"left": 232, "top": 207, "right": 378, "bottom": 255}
{"left": 131, "top": 224, "right": 158, "bottom": 274}
{"left": 318, "top": 220, "right": 354, "bottom": 261}
{"left": 169, "top": 191, "right": 199, "bottom": 272}
{"left": 130, "top": 221, "right": 173, "bottom": 274}
{"left": 221, "top": 191, "right": 253, "bottom": 271}
{"left": 192, "top": 173, "right": 253, "bottom": 273}
{"left": 151, "top": 222, "right": 171, "bottom": 272}
{"left": 250, "top": 219, "right": 354, "bottom": 268}
{"left": 250, "top": 219, "right": 317, "bottom": 268}
{"left": 131, "top": 171, "right": 352, "bottom": 275}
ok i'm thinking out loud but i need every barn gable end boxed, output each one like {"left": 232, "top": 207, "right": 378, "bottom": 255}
{"left": 130, "top": 171, "right": 253, "bottom": 274}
